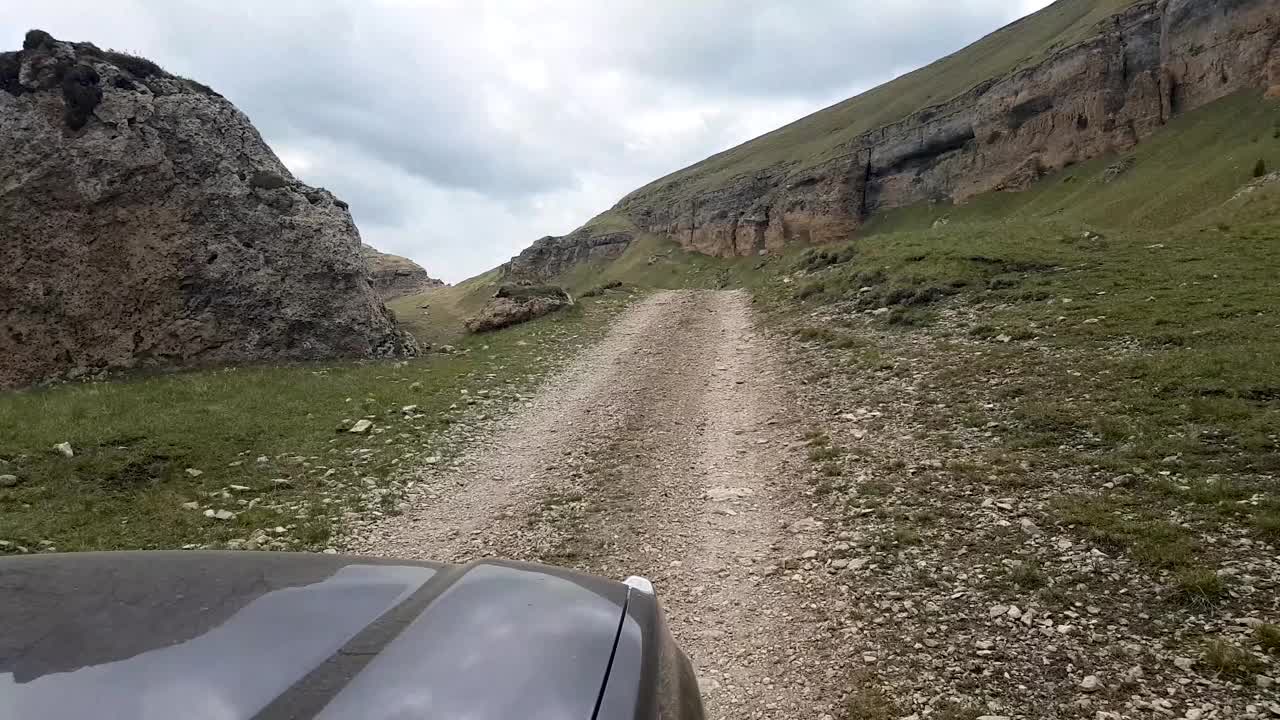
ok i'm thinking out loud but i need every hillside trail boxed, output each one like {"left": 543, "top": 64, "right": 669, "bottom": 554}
{"left": 352, "top": 290, "right": 841, "bottom": 718}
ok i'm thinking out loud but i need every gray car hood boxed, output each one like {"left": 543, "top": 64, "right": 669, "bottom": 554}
{"left": 0, "top": 552, "right": 634, "bottom": 720}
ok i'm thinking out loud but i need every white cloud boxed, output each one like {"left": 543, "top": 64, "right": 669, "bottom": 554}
{"left": 3, "top": 1, "right": 1049, "bottom": 282}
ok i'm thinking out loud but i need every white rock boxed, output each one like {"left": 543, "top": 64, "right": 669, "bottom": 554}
{"left": 322, "top": 548, "right": 338, "bottom": 555}
{"left": 801, "top": 550, "right": 818, "bottom": 560}
{"left": 349, "top": 419, "right": 374, "bottom": 434}
{"left": 1080, "top": 675, "right": 1101, "bottom": 692}
{"left": 989, "top": 604, "right": 1009, "bottom": 617}
{"left": 788, "top": 517, "right": 824, "bottom": 534}
{"left": 1006, "top": 605, "right": 1022, "bottom": 619}
{"left": 185, "top": 468, "right": 203, "bottom": 477}
{"left": 53, "top": 442, "right": 74, "bottom": 458}
{"left": 181, "top": 501, "right": 200, "bottom": 510}
{"left": 0, "top": 474, "right": 18, "bottom": 487}
{"left": 705, "top": 486, "right": 755, "bottom": 502}
{"left": 424, "top": 456, "right": 442, "bottom": 465}
{"left": 1173, "top": 657, "right": 1195, "bottom": 671}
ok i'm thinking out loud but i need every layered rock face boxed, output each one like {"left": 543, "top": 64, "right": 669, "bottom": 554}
{"left": 0, "top": 32, "right": 417, "bottom": 388}
{"left": 360, "top": 244, "right": 445, "bottom": 299}
{"left": 507, "top": 228, "right": 633, "bottom": 282}
{"left": 508, "top": 0, "right": 1278, "bottom": 276}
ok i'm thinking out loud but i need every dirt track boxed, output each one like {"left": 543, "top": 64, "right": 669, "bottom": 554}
{"left": 351, "top": 290, "right": 841, "bottom": 719}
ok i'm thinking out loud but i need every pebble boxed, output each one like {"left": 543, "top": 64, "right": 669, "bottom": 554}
{"left": 1080, "top": 675, "right": 1101, "bottom": 692}
{"left": 53, "top": 442, "right": 74, "bottom": 458}
{"left": 185, "top": 468, "right": 203, "bottom": 477}
{"left": 349, "top": 420, "right": 374, "bottom": 434}
{"left": 0, "top": 474, "right": 18, "bottom": 487}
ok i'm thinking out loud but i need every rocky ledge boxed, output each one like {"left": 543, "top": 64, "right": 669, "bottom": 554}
{"left": 360, "top": 244, "right": 445, "bottom": 300}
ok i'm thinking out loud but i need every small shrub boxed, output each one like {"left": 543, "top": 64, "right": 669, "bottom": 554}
{"left": 1253, "top": 158, "right": 1268, "bottom": 178}
{"left": 885, "top": 308, "right": 934, "bottom": 327}
{"left": 1255, "top": 623, "right": 1280, "bottom": 655}
{"left": 845, "top": 682, "right": 897, "bottom": 720}
{"left": 1202, "top": 639, "right": 1264, "bottom": 679}
{"left": 795, "top": 326, "right": 837, "bottom": 343}
{"left": 1173, "top": 568, "right": 1227, "bottom": 608}
{"left": 859, "top": 479, "right": 892, "bottom": 497}
{"left": 892, "top": 524, "right": 923, "bottom": 546}
{"left": 808, "top": 446, "right": 844, "bottom": 462}
{"left": 1009, "top": 560, "right": 1047, "bottom": 589}
{"left": 793, "top": 280, "right": 826, "bottom": 300}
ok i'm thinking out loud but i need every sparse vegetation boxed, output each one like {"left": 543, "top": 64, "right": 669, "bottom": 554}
{"left": 1202, "top": 639, "right": 1265, "bottom": 680}
{"left": 1009, "top": 560, "right": 1047, "bottom": 589}
{"left": 1256, "top": 623, "right": 1280, "bottom": 655}
{"left": 1172, "top": 568, "right": 1227, "bottom": 608}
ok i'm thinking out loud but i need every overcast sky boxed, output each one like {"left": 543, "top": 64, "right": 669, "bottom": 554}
{"left": 6, "top": 1, "right": 1052, "bottom": 282}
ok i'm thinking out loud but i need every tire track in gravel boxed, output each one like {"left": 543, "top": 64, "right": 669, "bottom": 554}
{"left": 351, "top": 290, "right": 843, "bottom": 719}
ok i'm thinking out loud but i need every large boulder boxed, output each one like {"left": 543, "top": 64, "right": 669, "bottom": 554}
{"left": 464, "top": 285, "right": 573, "bottom": 333}
{"left": 0, "top": 31, "right": 417, "bottom": 388}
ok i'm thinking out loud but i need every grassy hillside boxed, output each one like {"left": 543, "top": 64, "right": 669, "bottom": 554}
{"left": 630, "top": 0, "right": 1143, "bottom": 196}
{"left": 387, "top": 270, "right": 502, "bottom": 347}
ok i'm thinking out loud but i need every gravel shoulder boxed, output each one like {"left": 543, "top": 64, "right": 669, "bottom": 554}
{"left": 350, "top": 290, "right": 845, "bottom": 719}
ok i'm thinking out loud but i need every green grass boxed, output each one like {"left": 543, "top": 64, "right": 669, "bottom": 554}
{"left": 387, "top": 268, "right": 503, "bottom": 347}
{"left": 1172, "top": 569, "right": 1228, "bottom": 609}
{"left": 1053, "top": 496, "right": 1199, "bottom": 569}
{"left": 0, "top": 296, "right": 630, "bottom": 553}
{"left": 555, "top": 229, "right": 785, "bottom": 297}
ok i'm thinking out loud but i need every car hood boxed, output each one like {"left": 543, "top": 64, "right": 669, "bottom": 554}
{"left": 0, "top": 552, "right": 633, "bottom": 720}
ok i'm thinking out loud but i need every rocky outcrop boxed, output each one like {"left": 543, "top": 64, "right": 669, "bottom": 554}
{"left": 464, "top": 285, "right": 573, "bottom": 333}
{"left": 509, "top": 0, "right": 1279, "bottom": 277}
{"left": 0, "top": 31, "right": 417, "bottom": 388}
{"left": 360, "top": 244, "right": 445, "bottom": 300}
{"left": 507, "top": 227, "right": 633, "bottom": 282}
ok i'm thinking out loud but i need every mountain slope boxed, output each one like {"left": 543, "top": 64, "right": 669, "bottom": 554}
{"left": 505, "top": 0, "right": 1279, "bottom": 280}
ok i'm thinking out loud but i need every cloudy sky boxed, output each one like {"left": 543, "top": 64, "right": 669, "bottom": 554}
{"left": 6, "top": 0, "right": 1052, "bottom": 282}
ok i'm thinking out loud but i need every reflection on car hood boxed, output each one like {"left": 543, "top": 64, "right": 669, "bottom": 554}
{"left": 0, "top": 552, "right": 632, "bottom": 720}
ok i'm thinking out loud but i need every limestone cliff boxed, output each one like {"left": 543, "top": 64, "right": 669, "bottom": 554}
{"left": 360, "top": 244, "right": 445, "bottom": 299}
{"left": 507, "top": 0, "right": 1280, "bottom": 277}
{"left": 0, "top": 31, "right": 418, "bottom": 388}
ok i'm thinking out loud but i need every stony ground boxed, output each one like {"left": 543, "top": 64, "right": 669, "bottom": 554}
{"left": 346, "top": 289, "right": 1279, "bottom": 720}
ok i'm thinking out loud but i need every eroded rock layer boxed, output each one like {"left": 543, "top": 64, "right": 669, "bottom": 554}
{"left": 360, "top": 245, "right": 445, "bottom": 300}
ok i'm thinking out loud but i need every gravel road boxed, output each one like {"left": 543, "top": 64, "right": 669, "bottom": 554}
{"left": 351, "top": 290, "right": 842, "bottom": 719}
